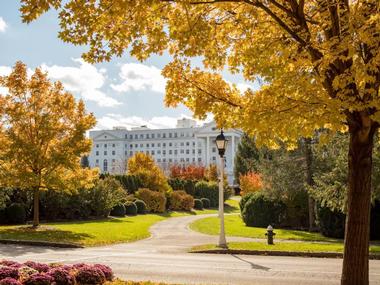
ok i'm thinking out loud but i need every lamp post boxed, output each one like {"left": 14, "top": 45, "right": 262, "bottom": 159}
{"left": 215, "top": 130, "right": 228, "bottom": 249}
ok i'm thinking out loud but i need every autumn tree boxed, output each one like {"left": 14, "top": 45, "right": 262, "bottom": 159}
{"left": 0, "top": 62, "right": 97, "bottom": 227}
{"left": 20, "top": 1, "right": 380, "bottom": 283}
{"left": 127, "top": 152, "right": 171, "bottom": 193}
{"left": 239, "top": 172, "right": 263, "bottom": 196}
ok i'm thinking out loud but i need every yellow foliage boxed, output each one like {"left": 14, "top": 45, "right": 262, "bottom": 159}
{"left": 18, "top": 1, "right": 380, "bottom": 147}
{"left": 127, "top": 152, "right": 171, "bottom": 193}
{"left": 0, "top": 61, "right": 98, "bottom": 192}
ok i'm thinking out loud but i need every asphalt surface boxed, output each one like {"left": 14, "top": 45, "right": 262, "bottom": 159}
{"left": 1, "top": 214, "right": 380, "bottom": 285}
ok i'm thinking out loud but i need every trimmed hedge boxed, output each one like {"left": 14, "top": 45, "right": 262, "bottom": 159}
{"left": 134, "top": 200, "right": 147, "bottom": 214}
{"left": 241, "top": 193, "right": 285, "bottom": 227}
{"left": 110, "top": 204, "right": 126, "bottom": 217}
{"left": 6, "top": 203, "right": 26, "bottom": 225}
{"left": 168, "top": 191, "right": 194, "bottom": 211}
{"left": 194, "top": 181, "right": 219, "bottom": 207}
{"left": 200, "top": 198, "right": 210, "bottom": 209}
{"left": 113, "top": 174, "right": 143, "bottom": 194}
{"left": 194, "top": 199, "right": 203, "bottom": 210}
{"left": 316, "top": 206, "right": 345, "bottom": 239}
{"left": 135, "top": 188, "right": 166, "bottom": 213}
{"left": 125, "top": 202, "right": 138, "bottom": 216}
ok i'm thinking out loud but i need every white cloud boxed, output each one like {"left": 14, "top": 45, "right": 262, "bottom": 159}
{"left": 41, "top": 59, "right": 122, "bottom": 107}
{"left": 0, "top": 17, "right": 7, "bottom": 33}
{"left": 111, "top": 63, "right": 166, "bottom": 93}
{"left": 96, "top": 114, "right": 206, "bottom": 130}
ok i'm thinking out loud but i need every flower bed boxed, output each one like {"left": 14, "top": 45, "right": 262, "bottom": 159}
{"left": 0, "top": 260, "right": 113, "bottom": 285}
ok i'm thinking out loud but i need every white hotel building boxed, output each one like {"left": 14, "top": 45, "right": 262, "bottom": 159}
{"left": 88, "top": 119, "right": 242, "bottom": 185}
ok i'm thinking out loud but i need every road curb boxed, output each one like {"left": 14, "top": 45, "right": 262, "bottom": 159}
{"left": 191, "top": 249, "right": 380, "bottom": 260}
{"left": 0, "top": 239, "right": 83, "bottom": 248}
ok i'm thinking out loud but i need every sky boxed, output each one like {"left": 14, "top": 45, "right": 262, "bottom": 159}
{"left": 0, "top": 2, "right": 257, "bottom": 130}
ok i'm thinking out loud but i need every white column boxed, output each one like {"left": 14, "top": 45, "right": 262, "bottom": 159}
{"left": 231, "top": 135, "right": 235, "bottom": 170}
{"left": 206, "top": 136, "right": 210, "bottom": 166}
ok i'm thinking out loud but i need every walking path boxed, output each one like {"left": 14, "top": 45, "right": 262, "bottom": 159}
{"left": 1, "top": 214, "right": 380, "bottom": 285}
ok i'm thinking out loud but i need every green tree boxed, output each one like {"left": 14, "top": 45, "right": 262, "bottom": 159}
{"left": 0, "top": 62, "right": 97, "bottom": 227}
{"left": 234, "top": 134, "right": 260, "bottom": 183}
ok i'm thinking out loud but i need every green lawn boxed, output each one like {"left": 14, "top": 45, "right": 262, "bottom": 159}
{"left": 191, "top": 241, "right": 380, "bottom": 254}
{"left": 190, "top": 214, "right": 338, "bottom": 242}
{"left": 0, "top": 199, "right": 239, "bottom": 247}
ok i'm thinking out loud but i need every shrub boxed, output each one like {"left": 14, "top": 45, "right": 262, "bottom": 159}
{"left": 134, "top": 200, "right": 146, "bottom": 214}
{"left": 168, "top": 178, "right": 185, "bottom": 191}
{"left": 194, "top": 199, "right": 203, "bottom": 210}
{"left": 113, "top": 175, "right": 142, "bottom": 194}
{"left": 239, "top": 172, "right": 263, "bottom": 196}
{"left": 239, "top": 193, "right": 255, "bottom": 212}
{"left": 316, "top": 206, "right": 345, "bottom": 239}
{"left": 90, "top": 177, "right": 127, "bottom": 217}
{"left": 18, "top": 267, "right": 38, "bottom": 280}
{"left": 0, "top": 261, "right": 21, "bottom": 269}
{"left": 24, "top": 273, "right": 53, "bottom": 285}
{"left": 0, "top": 267, "right": 19, "bottom": 280}
{"left": 5, "top": 204, "right": 26, "bottom": 225}
{"left": 0, "top": 278, "right": 21, "bottom": 285}
{"left": 124, "top": 202, "right": 137, "bottom": 216}
{"left": 23, "top": 262, "right": 49, "bottom": 273}
{"left": 75, "top": 265, "right": 106, "bottom": 285}
{"left": 200, "top": 198, "right": 210, "bottom": 209}
{"left": 47, "top": 268, "right": 75, "bottom": 285}
{"left": 168, "top": 191, "right": 194, "bottom": 211}
{"left": 241, "top": 193, "right": 285, "bottom": 227}
{"left": 0, "top": 208, "right": 7, "bottom": 225}
{"left": 135, "top": 189, "right": 166, "bottom": 213}
{"left": 195, "top": 181, "right": 218, "bottom": 207}
{"left": 93, "top": 264, "right": 113, "bottom": 281}
{"left": 110, "top": 204, "right": 126, "bottom": 217}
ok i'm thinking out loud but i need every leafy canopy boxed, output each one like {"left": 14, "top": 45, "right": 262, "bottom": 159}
{"left": 0, "top": 61, "right": 98, "bottom": 192}
{"left": 19, "top": 0, "right": 380, "bottom": 146}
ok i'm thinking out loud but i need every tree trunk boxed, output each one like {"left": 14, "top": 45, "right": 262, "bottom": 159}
{"left": 304, "top": 138, "right": 316, "bottom": 231}
{"left": 32, "top": 188, "right": 40, "bottom": 228}
{"left": 341, "top": 119, "right": 377, "bottom": 285}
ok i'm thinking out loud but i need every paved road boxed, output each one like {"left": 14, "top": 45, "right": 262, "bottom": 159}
{"left": 1, "top": 214, "right": 380, "bottom": 285}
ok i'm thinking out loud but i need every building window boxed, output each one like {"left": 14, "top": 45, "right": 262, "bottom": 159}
{"left": 104, "top": 144, "right": 107, "bottom": 148}
{"left": 212, "top": 156, "right": 216, "bottom": 161}
{"left": 151, "top": 150, "right": 155, "bottom": 155}
{"left": 169, "top": 142, "right": 172, "bottom": 147}
{"left": 169, "top": 133, "right": 172, "bottom": 138}
{"left": 112, "top": 159, "right": 116, "bottom": 163}
{"left": 135, "top": 144, "right": 138, "bottom": 148}
{"left": 180, "top": 149, "right": 184, "bottom": 154}
{"left": 125, "top": 134, "right": 128, "bottom": 139}
{"left": 112, "top": 151, "right": 116, "bottom": 155}
{"left": 180, "top": 132, "right": 184, "bottom": 137}
{"left": 158, "top": 143, "right": 161, "bottom": 147}
{"left": 130, "top": 135, "right": 133, "bottom": 139}
{"left": 147, "top": 143, "right": 150, "bottom": 148}
{"left": 152, "top": 143, "right": 155, "bottom": 147}
{"left": 163, "top": 158, "right": 166, "bottom": 162}
{"left": 158, "top": 133, "right": 161, "bottom": 138}
{"left": 146, "top": 134, "right": 150, "bottom": 139}
{"left": 152, "top": 134, "right": 155, "bottom": 139}
{"left": 130, "top": 151, "right": 133, "bottom": 156}
{"left": 212, "top": 147, "right": 216, "bottom": 153}
{"left": 96, "top": 144, "right": 99, "bottom": 148}
{"left": 192, "top": 158, "right": 195, "bottom": 162}
{"left": 163, "top": 150, "right": 166, "bottom": 155}
{"left": 198, "top": 149, "right": 202, "bottom": 154}
{"left": 163, "top": 133, "right": 166, "bottom": 138}
{"left": 140, "top": 144, "right": 143, "bottom": 147}
{"left": 169, "top": 150, "right": 172, "bottom": 154}
{"left": 174, "top": 133, "right": 178, "bottom": 138}
{"left": 103, "top": 159, "right": 108, "bottom": 172}
{"left": 186, "top": 142, "right": 190, "bottom": 146}
{"left": 96, "top": 159, "right": 99, "bottom": 164}
{"left": 186, "top": 150, "right": 189, "bottom": 154}
{"left": 112, "top": 144, "right": 116, "bottom": 147}
{"left": 163, "top": 143, "right": 166, "bottom": 147}
{"left": 104, "top": 151, "right": 107, "bottom": 155}
{"left": 192, "top": 149, "right": 195, "bottom": 154}
{"left": 193, "top": 142, "right": 196, "bottom": 146}
{"left": 180, "top": 142, "right": 184, "bottom": 146}
{"left": 135, "top": 134, "right": 138, "bottom": 139}
{"left": 174, "top": 150, "right": 178, "bottom": 155}
{"left": 146, "top": 150, "right": 149, "bottom": 154}
{"left": 169, "top": 158, "right": 173, "bottom": 163}
{"left": 125, "top": 151, "right": 128, "bottom": 155}
{"left": 198, "top": 157, "right": 202, "bottom": 162}
{"left": 186, "top": 158, "right": 189, "bottom": 162}
{"left": 158, "top": 150, "right": 161, "bottom": 154}
{"left": 96, "top": 151, "right": 99, "bottom": 156}
{"left": 130, "top": 144, "right": 133, "bottom": 149}
{"left": 157, "top": 158, "right": 161, "bottom": 163}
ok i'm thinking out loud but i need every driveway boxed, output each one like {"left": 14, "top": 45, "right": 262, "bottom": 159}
{"left": 1, "top": 214, "right": 380, "bottom": 285}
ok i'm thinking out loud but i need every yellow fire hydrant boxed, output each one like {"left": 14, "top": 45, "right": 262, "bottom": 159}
{"left": 265, "top": 225, "right": 275, "bottom": 245}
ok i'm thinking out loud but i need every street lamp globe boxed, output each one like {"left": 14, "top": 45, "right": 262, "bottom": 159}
{"left": 215, "top": 130, "right": 228, "bottom": 157}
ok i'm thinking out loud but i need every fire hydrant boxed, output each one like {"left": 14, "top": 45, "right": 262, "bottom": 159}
{"left": 265, "top": 225, "right": 275, "bottom": 245}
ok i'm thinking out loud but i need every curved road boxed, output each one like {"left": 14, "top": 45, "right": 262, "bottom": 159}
{"left": 1, "top": 214, "right": 380, "bottom": 285}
